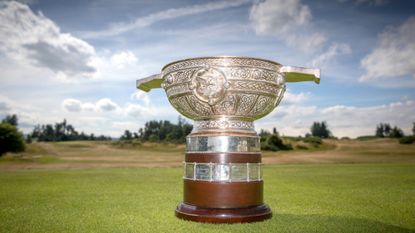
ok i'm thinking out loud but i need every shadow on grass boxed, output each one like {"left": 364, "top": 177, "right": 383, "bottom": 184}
{"left": 268, "top": 213, "right": 415, "bottom": 233}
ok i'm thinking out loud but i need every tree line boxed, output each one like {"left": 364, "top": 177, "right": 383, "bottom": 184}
{"left": 119, "top": 117, "right": 193, "bottom": 143}
{"left": 29, "top": 119, "right": 111, "bottom": 142}
{"left": 0, "top": 115, "right": 112, "bottom": 156}
{"left": 375, "top": 123, "right": 405, "bottom": 138}
{"left": 1, "top": 113, "right": 414, "bottom": 156}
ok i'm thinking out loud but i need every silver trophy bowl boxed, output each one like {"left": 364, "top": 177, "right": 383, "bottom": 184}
{"left": 136, "top": 56, "right": 321, "bottom": 223}
{"left": 137, "top": 56, "right": 319, "bottom": 123}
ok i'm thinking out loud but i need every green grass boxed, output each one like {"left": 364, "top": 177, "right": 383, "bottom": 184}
{"left": 1, "top": 164, "right": 414, "bottom": 232}
{"left": 356, "top": 135, "right": 380, "bottom": 141}
{"left": 0, "top": 154, "right": 61, "bottom": 164}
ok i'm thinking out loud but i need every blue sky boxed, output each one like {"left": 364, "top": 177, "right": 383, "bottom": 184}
{"left": 0, "top": 0, "right": 414, "bottom": 137}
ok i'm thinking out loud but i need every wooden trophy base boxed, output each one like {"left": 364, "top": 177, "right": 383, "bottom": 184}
{"left": 175, "top": 203, "right": 272, "bottom": 223}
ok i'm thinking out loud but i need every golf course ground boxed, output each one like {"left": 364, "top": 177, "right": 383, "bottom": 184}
{"left": 0, "top": 138, "right": 414, "bottom": 232}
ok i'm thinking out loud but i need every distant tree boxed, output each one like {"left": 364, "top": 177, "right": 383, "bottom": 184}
{"left": 375, "top": 123, "right": 385, "bottom": 137}
{"left": 120, "top": 130, "right": 132, "bottom": 140}
{"left": 133, "top": 117, "right": 192, "bottom": 143}
{"left": 138, "top": 128, "right": 144, "bottom": 138}
{"left": 384, "top": 124, "right": 391, "bottom": 137}
{"left": 149, "top": 134, "right": 159, "bottom": 142}
{"left": 375, "top": 123, "right": 404, "bottom": 138}
{"left": 259, "top": 128, "right": 292, "bottom": 151}
{"left": 259, "top": 129, "right": 271, "bottom": 137}
{"left": 25, "top": 134, "right": 32, "bottom": 144}
{"left": 376, "top": 123, "right": 392, "bottom": 137}
{"left": 389, "top": 126, "right": 404, "bottom": 138}
{"left": 413, "top": 122, "right": 415, "bottom": 136}
{"left": 310, "top": 121, "right": 331, "bottom": 138}
{"left": 133, "top": 132, "right": 139, "bottom": 139}
{"left": 181, "top": 122, "right": 193, "bottom": 142}
{"left": 29, "top": 119, "right": 111, "bottom": 142}
{"left": 44, "top": 124, "right": 55, "bottom": 141}
{"left": 79, "top": 132, "right": 88, "bottom": 140}
{"left": 267, "top": 134, "right": 292, "bottom": 151}
{"left": 0, "top": 123, "right": 25, "bottom": 156}
{"left": 1, "top": 114, "right": 18, "bottom": 126}
{"left": 1, "top": 115, "right": 17, "bottom": 126}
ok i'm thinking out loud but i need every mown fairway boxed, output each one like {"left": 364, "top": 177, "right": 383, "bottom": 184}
{"left": 0, "top": 139, "right": 414, "bottom": 232}
{"left": 1, "top": 138, "right": 414, "bottom": 170}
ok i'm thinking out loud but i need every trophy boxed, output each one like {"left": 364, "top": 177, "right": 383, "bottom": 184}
{"left": 136, "top": 56, "right": 320, "bottom": 223}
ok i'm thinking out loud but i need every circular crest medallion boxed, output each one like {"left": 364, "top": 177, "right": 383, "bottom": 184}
{"left": 189, "top": 67, "right": 230, "bottom": 105}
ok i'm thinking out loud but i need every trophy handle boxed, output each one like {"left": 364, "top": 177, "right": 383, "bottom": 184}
{"left": 280, "top": 66, "right": 320, "bottom": 84}
{"left": 136, "top": 74, "right": 163, "bottom": 92}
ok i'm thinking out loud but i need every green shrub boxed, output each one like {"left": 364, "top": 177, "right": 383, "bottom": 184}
{"left": 131, "top": 140, "right": 142, "bottom": 146}
{"left": 0, "top": 123, "right": 25, "bottom": 156}
{"left": 112, "top": 139, "right": 142, "bottom": 148}
{"left": 296, "top": 144, "right": 309, "bottom": 150}
{"left": 148, "top": 134, "right": 159, "bottom": 142}
{"left": 399, "top": 136, "right": 415, "bottom": 144}
{"left": 356, "top": 135, "right": 379, "bottom": 141}
{"left": 282, "top": 136, "right": 302, "bottom": 141}
{"left": 302, "top": 136, "right": 322, "bottom": 145}
{"left": 261, "top": 134, "right": 292, "bottom": 151}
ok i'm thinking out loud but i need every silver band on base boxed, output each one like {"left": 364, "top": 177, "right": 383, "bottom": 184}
{"left": 186, "top": 135, "right": 260, "bottom": 153}
{"left": 184, "top": 162, "right": 262, "bottom": 182}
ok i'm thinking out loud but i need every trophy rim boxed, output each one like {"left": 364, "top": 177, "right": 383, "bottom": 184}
{"left": 161, "top": 56, "right": 282, "bottom": 71}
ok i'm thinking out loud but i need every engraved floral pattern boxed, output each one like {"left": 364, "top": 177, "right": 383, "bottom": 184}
{"left": 193, "top": 120, "right": 255, "bottom": 132}
{"left": 162, "top": 57, "right": 281, "bottom": 74}
{"left": 212, "top": 95, "right": 236, "bottom": 115}
{"left": 235, "top": 94, "right": 257, "bottom": 116}
{"left": 162, "top": 57, "right": 286, "bottom": 121}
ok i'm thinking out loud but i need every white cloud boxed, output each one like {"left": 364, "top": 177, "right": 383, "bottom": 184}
{"left": 125, "top": 103, "right": 152, "bottom": 118}
{"left": 312, "top": 43, "right": 351, "bottom": 67}
{"left": 110, "top": 51, "right": 138, "bottom": 69}
{"left": 281, "top": 91, "right": 310, "bottom": 104}
{"left": 80, "top": 0, "right": 251, "bottom": 38}
{"left": 0, "top": 95, "right": 59, "bottom": 133}
{"left": 60, "top": 97, "right": 175, "bottom": 122}
{"left": 81, "top": 103, "right": 96, "bottom": 112}
{"left": 2, "top": 0, "right": 38, "bottom": 5}
{"left": 96, "top": 98, "right": 118, "bottom": 112}
{"left": 130, "top": 91, "right": 150, "bottom": 105}
{"left": 250, "top": 0, "right": 352, "bottom": 67}
{"left": 0, "top": 97, "right": 12, "bottom": 112}
{"left": 80, "top": 50, "right": 147, "bottom": 82}
{"left": 123, "top": 102, "right": 178, "bottom": 120}
{"left": 250, "top": 0, "right": 327, "bottom": 52}
{"left": 2, "top": 94, "right": 160, "bottom": 137}
{"left": 286, "top": 33, "right": 328, "bottom": 53}
{"left": 271, "top": 105, "right": 318, "bottom": 119}
{"left": 360, "top": 17, "right": 415, "bottom": 84}
{"left": 0, "top": 1, "right": 97, "bottom": 78}
{"left": 62, "top": 98, "right": 119, "bottom": 112}
{"left": 62, "top": 99, "right": 82, "bottom": 112}
{"left": 0, "top": 95, "right": 44, "bottom": 129}
{"left": 258, "top": 99, "right": 415, "bottom": 138}
{"left": 250, "top": 0, "right": 311, "bottom": 34}
{"left": 112, "top": 121, "right": 141, "bottom": 130}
